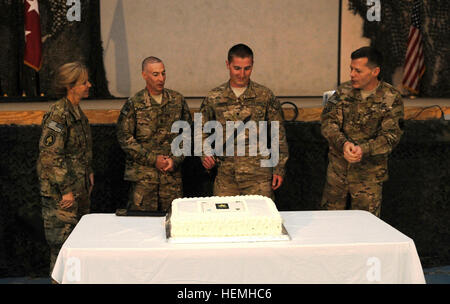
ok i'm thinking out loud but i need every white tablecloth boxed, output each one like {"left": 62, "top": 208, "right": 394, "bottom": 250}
{"left": 52, "top": 210, "right": 425, "bottom": 284}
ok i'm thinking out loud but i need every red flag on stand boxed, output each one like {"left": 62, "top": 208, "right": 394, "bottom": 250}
{"left": 24, "top": 0, "right": 42, "bottom": 71}
{"left": 402, "top": 0, "right": 425, "bottom": 95}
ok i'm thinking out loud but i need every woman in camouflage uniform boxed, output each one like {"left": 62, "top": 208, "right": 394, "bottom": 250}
{"left": 37, "top": 62, "right": 94, "bottom": 275}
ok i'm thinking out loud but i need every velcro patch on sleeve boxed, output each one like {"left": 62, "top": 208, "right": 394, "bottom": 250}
{"left": 327, "top": 94, "right": 339, "bottom": 104}
{"left": 47, "top": 121, "right": 64, "bottom": 133}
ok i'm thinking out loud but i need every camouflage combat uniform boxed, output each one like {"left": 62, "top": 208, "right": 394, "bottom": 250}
{"left": 199, "top": 80, "right": 289, "bottom": 199}
{"left": 36, "top": 97, "right": 93, "bottom": 274}
{"left": 117, "top": 88, "right": 192, "bottom": 212}
{"left": 320, "top": 81, "right": 404, "bottom": 217}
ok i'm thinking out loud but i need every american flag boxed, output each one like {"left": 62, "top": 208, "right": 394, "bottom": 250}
{"left": 402, "top": 0, "right": 425, "bottom": 95}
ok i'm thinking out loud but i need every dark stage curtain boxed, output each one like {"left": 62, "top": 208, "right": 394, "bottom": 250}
{"left": 0, "top": 0, "right": 110, "bottom": 98}
{"left": 0, "top": 121, "right": 449, "bottom": 276}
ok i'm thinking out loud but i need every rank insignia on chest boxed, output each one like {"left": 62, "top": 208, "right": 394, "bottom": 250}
{"left": 44, "top": 134, "right": 55, "bottom": 146}
{"left": 47, "top": 121, "right": 64, "bottom": 133}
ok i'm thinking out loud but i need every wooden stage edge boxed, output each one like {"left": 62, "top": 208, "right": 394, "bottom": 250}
{"left": 0, "top": 100, "right": 449, "bottom": 125}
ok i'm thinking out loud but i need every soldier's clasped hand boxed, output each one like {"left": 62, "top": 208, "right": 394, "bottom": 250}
{"left": 59, "top": 192, "right": 75, "bottom": 209}
{"left": 343, "top": 141, "right": 362, "bottom": 163}
{"left": 162, "top": 156, "right": 175, "bottom": 172}
{"left": 156, "top": 155, "right": 169, "bottom": 172}
{"left": 202, "top": 156, "right": 216, "bottom": 170}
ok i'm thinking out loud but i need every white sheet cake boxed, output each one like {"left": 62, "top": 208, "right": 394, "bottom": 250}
{"left": 169, "top": 195, "right": 283, "bottom": 238}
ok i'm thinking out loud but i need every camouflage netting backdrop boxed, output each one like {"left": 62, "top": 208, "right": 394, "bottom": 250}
{"left": 0, "top": 0, "right": 110, "bottom": 98}
{"left": 1, "top": 1, "right": 449, "bottom": 98}
{"left": 0, "top": 121, "right": 449, "bottom": 277}
{"left": 348, "top": 0, "right": 450, "bottom": 97}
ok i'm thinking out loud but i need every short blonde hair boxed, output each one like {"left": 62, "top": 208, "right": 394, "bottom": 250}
{"left": 54, "top": 62, "right": 88, "bottom": 96}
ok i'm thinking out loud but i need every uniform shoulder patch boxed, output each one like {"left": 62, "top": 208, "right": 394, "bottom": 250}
{"left": 327, "top": 93, "right": 339, "bottom": 104}
{"left": 121, "top": 98, "right": 136, "bottom": 115}
{"left": 120, "top": 108, "right": 129, "bottom": 116}
{"left": 43, "top": 134, "right": 55, "bottom": 146}
{"left": 121, "top": 104, "right": 129, "bottom": 116}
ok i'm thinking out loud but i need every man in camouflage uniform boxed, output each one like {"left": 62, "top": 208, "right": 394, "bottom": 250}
{"left": 320, "top": 46, "right": 404, "bottom": 217}
{"left": 117, "top": 57, "right": 192, "bottom": 212}
{"left": 37, "top": 75, "right": 94, "bottom": 274}
{"left": 200, "top": 44, "right": 289, "bottom": 199}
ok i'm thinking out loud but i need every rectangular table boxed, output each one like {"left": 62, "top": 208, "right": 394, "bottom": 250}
{"left": 52, "top": 210, "right": 425, "bottom": 284}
